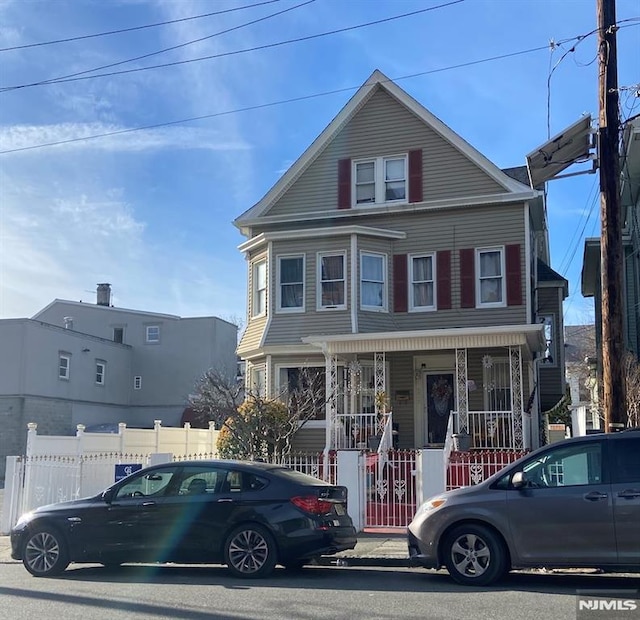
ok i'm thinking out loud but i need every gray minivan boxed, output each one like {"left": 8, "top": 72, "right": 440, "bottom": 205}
{"left": 408, "top": 430, "right": 640, "bottom": 585}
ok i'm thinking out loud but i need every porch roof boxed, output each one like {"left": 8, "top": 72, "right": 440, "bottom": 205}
{"left": 302, "top": 324, "right": 545, "bottom": 356}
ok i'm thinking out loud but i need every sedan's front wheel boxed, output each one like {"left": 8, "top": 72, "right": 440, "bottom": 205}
{"left": 224, "top": 524, "right": 277, "bottom": 578}
{"left": 22, "top": 527, "right": 70, "bottom": 577}
{"left": 442, "top": 524, "right": 507, "bottom": 586}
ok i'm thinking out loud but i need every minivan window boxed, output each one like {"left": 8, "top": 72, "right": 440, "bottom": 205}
{"left": 522, "top": 442, "right": 602, "bottom": 488}
{"left": 612, "top": 437, "right": 640, "bottom": 484}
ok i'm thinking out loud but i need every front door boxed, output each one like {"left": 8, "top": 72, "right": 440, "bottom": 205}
{"left": 425, "top": 372, "right": 455, "bottom": 444}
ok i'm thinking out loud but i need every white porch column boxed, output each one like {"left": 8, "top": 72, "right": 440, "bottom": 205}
{"left": 416, "top": 448, "right": 445, "bottom": 506}
{"left": 455, "top": 349, "right": 469, "bottom": 433}
{"left": 324, "top": 352, "right": 339, "bottom": 454}
{"left": 510, "top": 346, "right": 524, "bottom": 449}
{"left": 337, "top": 450, "right": 364, "bottom": 531}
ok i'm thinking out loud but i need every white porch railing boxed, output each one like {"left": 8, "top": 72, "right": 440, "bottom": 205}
{"left": 451, "top": 410, "right": 515, "bottom": 449}
{"left": 334, "top": 412, "right": 391, "bottom": 450}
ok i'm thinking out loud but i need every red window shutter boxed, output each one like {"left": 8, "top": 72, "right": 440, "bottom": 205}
{"left": 436, "top": 250, "right": 452, "bottom": 310}
{"left": 459, "top": 248, "right": 475, "bottom": 308}
{"left": 506, "top": 244, "right": 523, "bottom": 306}
{"left": 393, "top": 254, "right": 408, "bottom": 313}
{"left": 337, "top": 158, "right": 351, "bottom": 209}
{"left": 408, "top": 149, "right": 423, "bottom": 203}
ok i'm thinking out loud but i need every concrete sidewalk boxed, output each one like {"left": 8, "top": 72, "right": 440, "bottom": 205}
{"left": 0, "top": 531, "right": 410, "bottom": 568}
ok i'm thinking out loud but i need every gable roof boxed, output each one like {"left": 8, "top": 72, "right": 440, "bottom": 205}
{"left": 234, "top": 70, "right": 536, "bottom": 229}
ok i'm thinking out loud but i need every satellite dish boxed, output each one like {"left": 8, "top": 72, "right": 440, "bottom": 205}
{"left": 526, "top": 114, "right": 595, "bottom": 187}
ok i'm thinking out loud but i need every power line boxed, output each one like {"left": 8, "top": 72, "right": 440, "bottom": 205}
{"left": 0, "top": 45, "right": 551, "bottom": 155}
{"left": 0, "top": 0, "right": 283, "bottom": 52}
{"left": 13, "top": 0, "right": 315, "bottom": 90}
{"left": 0, "top": 0, "right": 466, "bottom": 92}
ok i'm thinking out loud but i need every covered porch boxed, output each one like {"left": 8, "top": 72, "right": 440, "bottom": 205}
{"left": 302, "top": 324, "right": 545, "bottom": 453}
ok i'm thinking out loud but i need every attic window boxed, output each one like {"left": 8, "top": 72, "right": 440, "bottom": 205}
{"left": 353, "top": 156, "right": 406, "bottom": 206}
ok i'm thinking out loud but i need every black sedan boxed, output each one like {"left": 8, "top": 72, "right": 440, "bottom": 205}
{"left": 11, "top": 460, "right": 357, "bottom": 578}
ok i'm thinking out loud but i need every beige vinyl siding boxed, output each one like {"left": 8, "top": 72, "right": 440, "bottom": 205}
{"left": 291, "top": 427, "right": 325, "bottom": 452}
{"left": 387, "top": 353, "right": 415, "bottom": 448}
{"left": 237, "top": 250, "right": 268, "bottom": 356}
{"left": 268, "top": 87, "right": 504, "bottom": 217}
{"left": 385, "top": 202, "right": 526, "bottom": 329}
{"left": 265, "top": 237, "right": 351, "bottom": 345}
{"left": 252, "top": 201, "right": 527, "bottom": 346}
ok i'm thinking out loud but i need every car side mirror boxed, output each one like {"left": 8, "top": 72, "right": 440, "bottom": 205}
{"left": 101, "top": 488, "right": 115, "bottom": 503}
{"left": 511, "top": 471, "right": 526, "bottom": 489}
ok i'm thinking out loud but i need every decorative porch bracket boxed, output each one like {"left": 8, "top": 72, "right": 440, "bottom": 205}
{"left": 509, "top": 346, "right": 524, "bottom": 449}
{"left": 455, "top": 349, "right": 469, "bottom": 433}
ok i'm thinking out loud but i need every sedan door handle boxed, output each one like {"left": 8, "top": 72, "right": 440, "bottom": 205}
{"left": 617, "top": 489, "right": 640, "bottom": 499}
{"left": 584, "top": 491, "right": 608, "bottom": 501}
{"left": 217, "top": 498, "right": 233, "bottom": 503}
{"left": 142, "top": 501, "right": 156, "bottom": 506}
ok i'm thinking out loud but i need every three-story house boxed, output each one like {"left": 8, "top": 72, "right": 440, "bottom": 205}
{"left": 234, "top": 70, "right": 567, "bottom": 455}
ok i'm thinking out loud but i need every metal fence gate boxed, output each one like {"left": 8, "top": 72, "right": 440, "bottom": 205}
{"left": 363, "top": 449, "right": 418, "bottom": 529}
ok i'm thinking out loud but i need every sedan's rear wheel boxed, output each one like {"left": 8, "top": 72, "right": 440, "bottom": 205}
{"left": 442, "top": 524, "right": 507, "bottom": 586}
{"left": 224, "top": 524, "right": 277, "bottom": 578}
{"left": 23, "top": 527, "right": 70, "bottom": 577}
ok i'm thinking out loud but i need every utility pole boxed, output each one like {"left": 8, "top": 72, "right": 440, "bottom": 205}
{"left": 597, "top": 0, "right": 626, "bottom": 430}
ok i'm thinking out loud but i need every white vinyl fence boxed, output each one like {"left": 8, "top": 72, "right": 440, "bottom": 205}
{"left": 1, "top": 420, "right": 219, "bottom": 534}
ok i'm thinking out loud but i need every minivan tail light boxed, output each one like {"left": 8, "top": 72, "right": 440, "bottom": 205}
{"left": 291, "top": 496, "right": 333, "bottom": 515}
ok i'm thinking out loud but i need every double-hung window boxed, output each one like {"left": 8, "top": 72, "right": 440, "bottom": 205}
{"left": 476, "top": 248, "right": 505, "bottom": 307}
{"left": 277, "top": 255, "right": 304, "bottom": 312}
{"left": 318, "top": 252, "right": 346, "bottom": 310}
{"left": 410, "top": 254, "right": 435, "bottom": 311}
{"left": 361, "top": 252, "right": 386, "bottom": 311}
{"left": 354, "top": 155, "right": 407, "bottom": 206}
{"left": 252, "top": 260, "right": 267, "bottom": 317}
{"left": 146, "top": 325, "right": 160, "bottom": 343}
{"left": 96, "top": 361, "right": 106, "bottom": 385}
{"left": 59, "top": 353, "right": 70, "bottom": 380}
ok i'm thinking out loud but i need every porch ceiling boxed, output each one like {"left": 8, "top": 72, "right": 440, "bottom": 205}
{"left": 302, "top": 324, "right": 545, "bottom": 356}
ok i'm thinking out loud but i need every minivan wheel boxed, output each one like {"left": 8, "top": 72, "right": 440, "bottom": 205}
{"left": 224, "top": 524, "right": 277, "bottom": 578}
{"left": 22, "top": 527, "right": 70, "bottom": 577}
{"left": 442, "top": 524, "right": 507, "bottom": 586}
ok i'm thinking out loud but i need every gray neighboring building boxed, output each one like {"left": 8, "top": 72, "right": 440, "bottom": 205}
{"left": 0, "top": 284, "right": 238, "bottom": 480}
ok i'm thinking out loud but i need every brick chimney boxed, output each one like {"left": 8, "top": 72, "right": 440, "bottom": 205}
{"left": 97, "top": 283, "right": 111, "bottom": 307}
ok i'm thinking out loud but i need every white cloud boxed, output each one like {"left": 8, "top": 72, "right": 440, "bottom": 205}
{"left": 0, "top": 122, "right": 251, "bottom": 154}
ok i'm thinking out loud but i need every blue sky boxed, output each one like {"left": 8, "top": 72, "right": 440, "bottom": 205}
{"left": 0, "top": 0, "right": 638, "bottom": 329}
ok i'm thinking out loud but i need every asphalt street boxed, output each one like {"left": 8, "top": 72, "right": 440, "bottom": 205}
{"left": 2, "top": 559, "right": 640, "bottom": 620}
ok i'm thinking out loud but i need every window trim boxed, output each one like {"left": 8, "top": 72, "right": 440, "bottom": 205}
{"left": 360, "top": 251, "right": 387, "bottom": 312}
{"left": 276, "top": 254, "right": 305, "bottom": 314}
{"left": 59, "top": 353, "right": 70, "bottom": 380}
{"left": 95, "top": 360, "right": 106, "bottom": 385}
{"left": 475, "top": 246, "right": 506, "bottom": 308}
{"left": 317, "top": 251, "right": 347, "bottom": 311}
{"left": 352, "top": 154, "right": 408, "bottom": 207}
{"left": 252, "top": 259, "right": 267, "bottom": 318}
{"left": 409, "top": 253, "right": 436, "bottom": 312}
{"left": 145, "top": 325, "right": 160, "bottom": 343}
